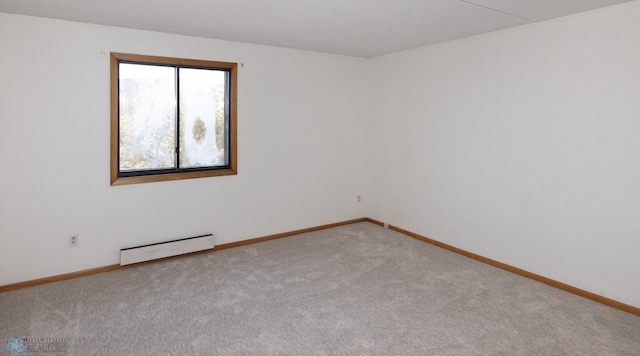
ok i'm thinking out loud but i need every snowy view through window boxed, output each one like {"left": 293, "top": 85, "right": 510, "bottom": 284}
{"left": 119, "top": 63, "right": 227, "bottom": 172}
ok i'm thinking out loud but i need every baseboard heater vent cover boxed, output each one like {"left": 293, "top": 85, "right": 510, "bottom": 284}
{"left": 120, "top": 234, "right": 214, "bottom": 266}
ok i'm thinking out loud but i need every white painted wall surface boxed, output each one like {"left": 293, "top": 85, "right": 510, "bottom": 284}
{"left": 368, "top": 2, "right": 640, "bottom": 307}
{"left": 0, "top": 13, "right": 369, "bottom": 285}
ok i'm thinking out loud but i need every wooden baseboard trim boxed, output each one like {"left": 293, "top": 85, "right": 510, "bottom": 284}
{"left": 0, "top": 265, "right": 122, "bottom": 293}
{"left": 0, "top": 218, "right": 367, "bottom": 293}
{"left": 211, "top": 218, "right": 367, "bottom": 252}
{"left": 365, "top": 218, "right": 640, "bottom": 317}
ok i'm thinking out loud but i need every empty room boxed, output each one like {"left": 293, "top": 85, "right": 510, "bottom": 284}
{"left": 1, "top": 0, "right": 639, "bottom": 354}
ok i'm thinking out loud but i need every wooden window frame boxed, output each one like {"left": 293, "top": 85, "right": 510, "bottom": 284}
{"left": 110, "top": 52, "right": 237, "bottom": 185}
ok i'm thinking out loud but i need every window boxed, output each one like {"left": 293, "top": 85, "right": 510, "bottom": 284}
{"left": 110, "top": 53, "right": 237, "bottom": 185}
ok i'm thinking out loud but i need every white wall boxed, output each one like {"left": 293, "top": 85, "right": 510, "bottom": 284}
{"left": 368, "top": 1, "right": 640, "bottom": 307}
{"left": 0, "top": 13, "right": 369, "bottom": 285}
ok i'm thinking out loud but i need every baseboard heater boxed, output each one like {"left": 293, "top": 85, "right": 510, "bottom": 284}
{"left": 120, "top": 234, "right": 215, "bottom": 266}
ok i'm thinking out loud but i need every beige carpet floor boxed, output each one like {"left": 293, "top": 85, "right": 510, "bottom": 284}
{"left": 1, "top": 222, "right": 639, "bottom": 355}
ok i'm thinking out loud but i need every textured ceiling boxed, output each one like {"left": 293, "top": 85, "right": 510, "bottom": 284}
{"left": 0, "top": 0, "right": 632, "bottom": 57}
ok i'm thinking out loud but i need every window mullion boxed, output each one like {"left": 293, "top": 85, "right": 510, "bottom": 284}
{"left": 224, "top": 71, "right": 231, "bottom": 164}
{"left": 175, "top": 67, "right": 180, "bottom": 170}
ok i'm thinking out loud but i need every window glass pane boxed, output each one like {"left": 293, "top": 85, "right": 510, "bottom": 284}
{"left": 119, "top": 63, "right": 176, "bottom": 171}
{"left": 178, "top": 68, "right": 227, "bottom": 168}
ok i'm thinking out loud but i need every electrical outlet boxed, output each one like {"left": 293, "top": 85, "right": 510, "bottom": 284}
{"left": 69, "top": 234, "right": 79, "bottom": 247}
{"left": 357, "top": 195, "right": 362, "bottom": 203}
